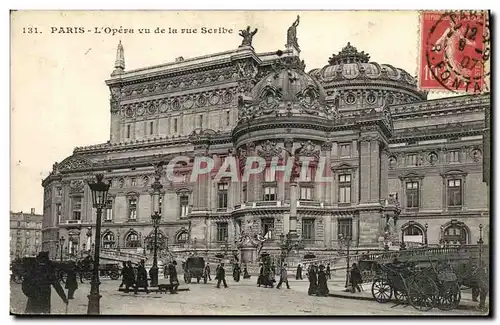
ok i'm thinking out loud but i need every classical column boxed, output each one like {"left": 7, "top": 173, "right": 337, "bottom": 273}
{"left": 359, "top": 134, "right": 381, "bottom": 203}
{"left": 380, "top": 146, "right": 389, "bottom": 200}
{"left": 321, "top": 141, "right": 333, "bottom": 204}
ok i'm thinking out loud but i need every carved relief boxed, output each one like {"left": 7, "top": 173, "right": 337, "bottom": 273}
{"left": 428, "top": 152, "right": 439, "bottom": 165}
{"left": 298, "top": 140, "right": 320, "bottom": 158}
{"left": 389, "top": 156, "right": 397, "bottom": 170}
{"left": 70, "top": 180, "right": 85, "bottom": 192}
{"left": 296, "top": 85, "right": 320, "bottom": 114}
{"left": 58, "top": 156, "right": 93, "bottom": 172}
{"left": 470, "top": 148, "right": 482, "bottom": 162}
{"left": 257, "top": 140, "right": 282, "bottom": 159}
{"left": 321, "top": 140, "right": 333, "bottom": 151}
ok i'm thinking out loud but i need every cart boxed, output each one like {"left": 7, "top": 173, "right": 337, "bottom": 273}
{"left": 183, "top": 256, "right": 206, "bottom": 284}
{"left": 371, "top": 261, "right": 439, "bottom": 311}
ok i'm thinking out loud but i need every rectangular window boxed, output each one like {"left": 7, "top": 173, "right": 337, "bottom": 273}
{"left": 406, "top": 181, "right": 419, "bottom": 208}
{"left": 127, "top": 125, "right": 131, "bottom": 138}
{"left": 149, "top": 121, "right": 154, "bottom": 135}
{"left": 72, "top": 197, "right": 82, "bottom": 221}
{"left": 199, "top": 115, "right": 203, "bottom": 129}
{"left": 180, "top": 195, "right": 189, "bottom": 218}
{"left": 105, "top": 199, "right": 113, "bottom": 221}
{"left": 226, "top": 111, "right": 231, "bottom": 126}
{"left": 242, "top": 185, "right": 247, "bottom": 203}
{"left": 131, "top": 178, "right": 136, "bottom": 187}
{"left": 263, "top": 186, "right": 276, "bottom": 201}
{"left": 338, "top": 218, "right": 353, "bottom": 239}
{"left": 300, "top": 186, "right": 313, "bottom": 200}
{"left": 173, "top": 118, "right": 178, "bottom": 133}
{"left": 302, "top": 219, "right": 315, "bottom": 240}
{"left": 261, "top": 218, "right": 275, "bottom": 239}
{"left": 302, "top": 166, "right": 315, "bottom": 182}
{"left": 338, "top": 174, "right": 352, "bottom": 203}
{"left": 339, "top": 143, "right": 351, "bottom": 157}
{"left": 128, "top": 198, "right": 137, "bottom": 220}
{"left": 56, "top": 187, "right": 62, "bottom": 197}
{"left": 218, "top": 183, "right": 229, "bottom": 209}
{"left": 216, "top": 222, "right": 228, "bottom": 242}
{"left": 449, "top": 151, "right": 460, "bottom": 163}
{"left": 406, "top": 154, "right": 418, "bottom": 166}
{"left": 56, "top": 204, "right": 62, "bottom": 224}
{"left": 264, "top": 166, "right": 275, "bottom": 183}
{"left": 447, "top": 179, "right": 462, "bottom": 207}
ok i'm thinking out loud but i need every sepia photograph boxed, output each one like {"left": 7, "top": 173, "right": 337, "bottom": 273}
{"left": 9, "top": 9, "right": 491, "bottom": 316}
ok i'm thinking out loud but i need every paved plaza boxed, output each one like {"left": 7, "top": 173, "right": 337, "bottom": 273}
{"left": 10, "top": 277, "right": 486, "bottom": 316}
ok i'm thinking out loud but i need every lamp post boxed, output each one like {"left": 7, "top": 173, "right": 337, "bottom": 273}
{"left": 86, "top": 174, "right": 110, "bottom": 315}
{"left": 478, "top": 224, "right": 484, "bottom": 267}
{"left": 424, "top": 223, "right": 429, "bottom": 246}
{"left": 383, "top": 231, "right": 390, "bottom": 251}
{"left": 439, "top": 225, "right": 444, "bottom": 247}
{"left": 400, "top": 226, "right": 406, "bottom": 250}
{"left": 339, "top": 233, "right": 351, "bottom": 289}
{"left": 59, "top": 236, "right": 65, "bottom": 261}
{"left": 117, "top": 232, "right": 120, "bottom": 252}
{"left": 86, "top": 227, "right": 92, "bottom": 254}
{"left": 150, "top": 164, "right": 163, "bottom": 287}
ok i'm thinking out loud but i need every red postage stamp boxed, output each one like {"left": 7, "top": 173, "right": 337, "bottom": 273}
{"left": 419, "top": 10, "right": 490, "bottom": 93}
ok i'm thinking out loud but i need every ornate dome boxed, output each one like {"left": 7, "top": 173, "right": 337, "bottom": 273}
{"left": 311, "top": 42, "right": 418, "bottom": 87}
{"left": 251, "top": 55, "right": 327, "bottom": 102}
{"left": 237, "top": 53, "right": 335, "bottom": 122}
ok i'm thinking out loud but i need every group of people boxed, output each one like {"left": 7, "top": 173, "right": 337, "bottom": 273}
{"left": 120, "top": 259, "right": 180, "bottom": 294}
{"left": 257, "top": 262, "right": 290, "bottom": 289}
{"left": 306, "top": 264, "right": 330, "bottom": 296}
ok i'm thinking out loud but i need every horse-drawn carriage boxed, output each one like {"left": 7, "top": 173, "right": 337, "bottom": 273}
{"left": 183, "top": 256, "right": 207, "bottom": 284}
{"left": 368, "top": 256, "right": 487, "bottom": 311}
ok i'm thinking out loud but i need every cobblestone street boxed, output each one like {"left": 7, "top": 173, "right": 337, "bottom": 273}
{"left": 10, "top": 277, "right": 484, "bottom": 316}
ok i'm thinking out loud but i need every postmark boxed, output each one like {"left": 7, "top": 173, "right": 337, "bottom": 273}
{"left": 419, "top": 10, "right": 490, "bottom": 93}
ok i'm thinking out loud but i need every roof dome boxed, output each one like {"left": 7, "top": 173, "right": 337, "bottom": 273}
{"left": 311, "top": 42, "right": 419, "bottom": 88}
{"left": 237, "top": 53, "right": 336, "bottom": 122}
{"left": 251, "top": 55, "right": 327, "bottom": 102}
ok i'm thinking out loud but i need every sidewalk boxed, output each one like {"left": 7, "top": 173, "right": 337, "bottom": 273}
{"left": 288, "top": 279, "right": 487, "bottom": 312}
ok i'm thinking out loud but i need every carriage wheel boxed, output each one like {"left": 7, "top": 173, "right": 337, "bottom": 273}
{"left": 371, "top": 278, "right": 393, "bottom": 303}
{"left": 436, "top": 282, "right": 461, "bottom": 311}
{"left": 394, "top": 290, "right": 408, "bottom": 304}
{"left": 110, "top": 271, "right": 120, "bottom": 280}
{"left": 408, "top": 276, "right": 438, "bottom": 311}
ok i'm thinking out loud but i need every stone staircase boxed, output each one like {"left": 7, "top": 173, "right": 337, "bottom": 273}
{"left": 100, "top": 249, "right": 147, "bottom": 264}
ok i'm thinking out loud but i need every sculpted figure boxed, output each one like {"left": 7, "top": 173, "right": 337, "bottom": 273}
{"left": 239, "top": 26, "right": 258, "bottom": 47}
{"left": 286, "top": 15, "right": 300, "bottom": 49}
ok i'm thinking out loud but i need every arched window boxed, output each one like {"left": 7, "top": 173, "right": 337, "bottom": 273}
{"left": 102, "top": 231, "right": 115, "bottom": 249}
{"left": 177, "top": 231, "right": 189, "bottom": 244}
{"left": 443, "top": 222, "right": 468, "bottom": 246}
{"left": 125, "top": 231, "right": 140, "bottom": 248}
{"left": 403, "top": 224, "right": 424, "bottom": 244}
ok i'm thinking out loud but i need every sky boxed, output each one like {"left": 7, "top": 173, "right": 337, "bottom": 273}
{"left": 10, "top": 10, "right": 455, "bottom": 213}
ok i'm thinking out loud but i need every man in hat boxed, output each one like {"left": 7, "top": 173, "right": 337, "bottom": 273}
{"left": 134, "top": 259, "right": 149, "bottom": 294}
{"left": 276, "top": 263, "right": 290, "bottom": 289}
{"left": 216, "top": 263, "right": 228, "bottom": 288}
{"left": 23, "top": 252, "right": 68, "bottom": 314}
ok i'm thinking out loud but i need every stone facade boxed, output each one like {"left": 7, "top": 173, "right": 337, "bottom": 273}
{"left": 41, "top": 30, "right": 490, "bottom": 261}
{"left": 10, "top": 209, "right": 43, "bottom": 260}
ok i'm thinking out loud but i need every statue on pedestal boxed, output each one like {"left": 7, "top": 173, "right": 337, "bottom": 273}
{"left": 286, "top": 15, "right": 300, "bottom": 50}
{"left": 239, "top": 26, "right": 258, "bottom": 47}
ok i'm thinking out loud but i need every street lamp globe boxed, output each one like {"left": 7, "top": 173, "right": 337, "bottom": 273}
{"left": 88, "top": 174, "right": 110, "bottom": 208}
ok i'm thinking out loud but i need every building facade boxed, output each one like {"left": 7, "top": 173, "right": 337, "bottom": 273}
{"left": 10, "top": 209, "right": 43, "bottom": 260}
{"left": 41, "top": 23, "right": 490, "bottom": 262}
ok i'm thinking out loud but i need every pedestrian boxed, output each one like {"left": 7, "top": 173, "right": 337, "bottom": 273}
{"left": 76, "top": 260, "right": 84, "bottom": 284}
{"left": 350, "top": 263, "right": 362, "bottom": 293}
{"left": 22, "top": 252, "right": 68, "bottom": 314}
{"left": 65, "top": 262, "right": 78, "bottom": 299}
{"left": 296, "top": 264, "right": 303, "bottom": 280}
{"left": 233, "top": 264, "right": 241, "bottom": 282}
{"left": 276, "top": 263, "right": 290, "bottom": 289}
{"left": 124, "top": 261, "right": 135, "bottom": 293}
{"left": 271, "top": 262, "right": 276, "bottom": 283}
{"left": 326, "top": 263, "right": 331, "bottom": 280}
{"left": 204, "top": 263, "right": 211, "bottom": 281}
{"left": 169, "top": 260, "right": 179, "bottom": 294}
{"left": 134, "top": 260, "right": 149, "bottom": 294}
{"left": 243, "top": 265, "right": 250, "bottom": 279}
{"left": 119, "top": 261, "right": 127, "bottom": 289}
{"left": 257, "top": 263, "right": 263, "bottom": 287}
{"left": 307, "top": 264, "right": 318, "bottom": 296}
{"left": 216, "top": 263, "right": 228, "bottom": 288}
{"left": 317, "top": 264, "right": 329, "bottom": 296}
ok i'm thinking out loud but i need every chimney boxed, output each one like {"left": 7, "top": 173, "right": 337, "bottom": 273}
{"left": 31, "top": 208, "right": 35, "bottom": 214}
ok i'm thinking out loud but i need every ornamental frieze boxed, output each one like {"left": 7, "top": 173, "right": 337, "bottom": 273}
{"left": 58, "top": 155, "right": 93, "bottom": 172}
{"left": 120, "top": 65, "right": 236, "bottom": 99}
{"left": 257, "top": 140, "right": 282, "bottom": 159}
{"left": 297, "top": 140, "right": 320, "bottom": 158}
{"left": 120, "top": 87, "right": 237, "bottom": 119}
